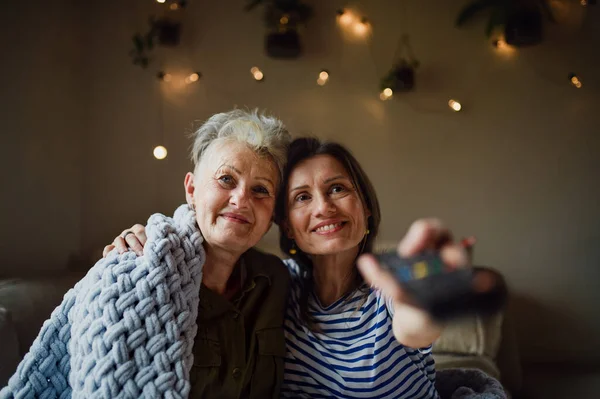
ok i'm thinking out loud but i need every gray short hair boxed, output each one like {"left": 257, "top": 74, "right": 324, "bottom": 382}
{"left": 190, "top": 109, "right": 291, "bottom": 184}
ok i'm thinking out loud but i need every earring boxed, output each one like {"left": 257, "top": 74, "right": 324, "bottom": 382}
{"left": 365, "top": 229, "right": 370, "bottom": 235}
{"left": 289, "top": 241, "right": 297, "bottom": 255}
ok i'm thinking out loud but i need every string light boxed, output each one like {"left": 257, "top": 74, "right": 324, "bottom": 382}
{"left": 251, "top": 67, "right": 264, "bottom": 81}
{"left": 493, "top": 38, "right": 508, "bottom": 50}
{"left": 153, "top": 146, "right": 168, "bottom": 160}
{"left": 157, "top": 71, "right": 172, "bottom": 82}
{"left": 336, "top": 9, "right": 355, "bottom": 26}
{"left": 581, "top": 0, "right": 587, "bottom": 5}
{"left": 380, "top": 88, "right": 393, "bottom": 101}
{"left": 317, "top": 70, "right": 329, "bottom": 86}
{"left": 184, "top": 72, "right": 201, "bottom": 84}
{"left": 448, "top": 99, "right": 462, "bottom": 112}
{"left": 156, "top": 0, "right": 166, "bottom": 3}
{"left": 280, "top": 14, "right": 289, "bottom": 25}
{"left": 569, "top": 73, "right": 582, "bottom": 88}
{"left": 170, "top": 3, "right": 179, "bottom": 10}
{"left": 353, "top": 17, "right": 370, "bottom": 36}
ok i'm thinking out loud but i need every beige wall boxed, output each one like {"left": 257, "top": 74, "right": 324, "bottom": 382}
{"left": 2, "top": 0, "right": 599, "bottom": 365}
{"left": 0, "top": 0, "right": 85, "bottom": 275}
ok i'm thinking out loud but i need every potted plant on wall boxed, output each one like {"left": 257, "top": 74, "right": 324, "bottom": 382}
{"left": 455, "top": 0, "right": 555, "bottom": 46}
{"left": 130, "top": 15, "right": 183, "bottom": 68}
{"left": 245, "top": 0, "right": 313, "bottom": 59}
{"left": 380, "top": 34, "right": 420, "bottom": 93}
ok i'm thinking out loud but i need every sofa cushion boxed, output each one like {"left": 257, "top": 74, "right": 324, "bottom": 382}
{"left": 0, "top": 307, "right": 20, "bottom": 386}
{"left": 433, "top": 312, "right": 504, "bottom": 359}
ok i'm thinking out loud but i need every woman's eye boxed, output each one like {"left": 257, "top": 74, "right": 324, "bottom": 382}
{"left": 218, "top": 175, "right": 234, "bottom": 185}
{"left": 330, "top": 184, "right": 346, "bottom": 194}
{"left": 253, "top": 186, "right": 271, "bottom": 196}
{"left": 294, "top": 193, "right": 311, "bottom": 202}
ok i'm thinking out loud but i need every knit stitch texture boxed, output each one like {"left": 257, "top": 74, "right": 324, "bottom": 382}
{"left": 1, "top": 204, "right": 205, "bottom": 399}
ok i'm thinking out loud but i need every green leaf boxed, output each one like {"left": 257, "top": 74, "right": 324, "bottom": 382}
{"left": 456, "top": 0, "right": 500, "bottom": 27}
{"left": 538, "top": 0, "right": 555, "bottom": 23}
{"left": 244, "top": 0, "right": 265, "bottom": 11}
{"left": 133, "top": 34, "right": 144, "bottom": 51}
{"left": 485, "top": 7, "right": 506, "bottom": 37}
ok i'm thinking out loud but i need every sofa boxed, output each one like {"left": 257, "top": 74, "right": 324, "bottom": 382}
{"left": 0, "top": 267, "right": 522, "bottom": 396}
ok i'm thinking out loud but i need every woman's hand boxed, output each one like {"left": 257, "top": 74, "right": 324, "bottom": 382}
{"left": 102, "top": 224, "right": 147, "bottom": 257}
{"left": 357, "top": 218, "right": 470, "bottom": 349}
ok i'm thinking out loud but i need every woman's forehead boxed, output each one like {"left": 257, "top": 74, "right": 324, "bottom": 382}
{"left": 290, "top": 154, "right": 350, "bottom": 182}
{"left": 201, "top": 140, "right": 278, "bottom": 177}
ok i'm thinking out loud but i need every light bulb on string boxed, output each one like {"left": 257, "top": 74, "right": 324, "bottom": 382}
{"left": 380, "top": 88, "right": 393, "bottom": 101}
{"left": 153, "top": 146, "right": 168, "bottom": 160}
{"left": 185, "top": 72, "right": 201, "bottom": 84}
{"left": 336, "top": 9, "right": 355, "bottom": 26}
{"left": 448, "top": 99, "right": 462, "bottom": 112}
{"left": 157, "top": 71, "right": 172, "bottom": 82}
{"left": 317, "top": 70, "right": 329, "bottom": 86}
{"left": 353, "top": 17, "right": 371, "bottom": 37}
{"left": 280, "top": 15, "right": 289, "bottom": 25}
{"left": 170, "top": 3, "right": 179, "bottom": 10}
{"left": 581, "top": 0, "right": 587, "bottom": 5}
{"left": 569, "top": 73, "right": 582, "bottom": 88}
{"left": 156, "top": 0, "right": 166, "bottom": 3}
{"left": 251, "top": 67, "right": 264, "bottom": 81}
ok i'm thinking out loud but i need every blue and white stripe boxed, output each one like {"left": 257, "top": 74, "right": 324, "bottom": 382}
{"left": 282, "top": 259, "right": 438, "bottom": 399}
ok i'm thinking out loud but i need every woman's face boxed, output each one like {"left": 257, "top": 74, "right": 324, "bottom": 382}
{"left": 185, "top": 140, "right": 279, "bottom": 254}
{"left": 285, "top": 154, "right": 370, "bottom": 257}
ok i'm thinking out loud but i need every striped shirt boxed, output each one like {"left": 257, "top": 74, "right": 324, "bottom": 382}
{"left": 282, "top": 259, "right": 439, "bottom": 399}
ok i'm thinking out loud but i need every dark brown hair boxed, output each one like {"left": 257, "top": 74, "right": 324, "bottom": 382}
{"left": 274, "top": 137, "right": 381, "bottom": 327}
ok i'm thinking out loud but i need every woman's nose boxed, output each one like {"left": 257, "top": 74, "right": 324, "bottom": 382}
{"left": 314, "top": 194, "right": 335, "bottom": 216}
{"left": 230, "top": 186, "right": 250, "bottom": 208}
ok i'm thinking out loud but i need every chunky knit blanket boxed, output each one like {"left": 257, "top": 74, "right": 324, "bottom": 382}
{"left": 1, "top": 204, "right": 205, "bottom": 399}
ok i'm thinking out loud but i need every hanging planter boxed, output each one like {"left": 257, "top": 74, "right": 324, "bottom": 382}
{"left": 455, "top": 0, "right": 555, "bottom": 46}
{"left": 129, "top": 15, "right": 183, "bottom": 68}
{"left": 380, "top": 34, "right": 420, "bottom": 94}
{"left": 245, "top": 0, "right": 313, "bottom": 59}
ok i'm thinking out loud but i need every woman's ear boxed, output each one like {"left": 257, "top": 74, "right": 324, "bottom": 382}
{"left": 282, "top": 220, "right": 294, "bottom": 239}
{"left": 184, "top": 172, "right": 196, "bottom": 206}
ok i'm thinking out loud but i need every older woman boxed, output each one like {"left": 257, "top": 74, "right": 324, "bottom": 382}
{"left": 110, "top": 136, "right": 472, "bottom": 398}
{"left": 1, "top": 109, "right": 292, "bottom": 399}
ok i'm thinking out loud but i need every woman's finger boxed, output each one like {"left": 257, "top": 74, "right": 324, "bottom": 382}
{"left": 357, "top": 254, "right": 405, "bottom": 302}
{"left": 131, "top": 224, "right": 148, "bottom": 245}
{"left": 440, "top": 244, "right": 470, "bottom": 269}
{"left": 398, "top": 219, "right": 452, "bottom": 257}
{"left": 103, "top": 245, "right": 115, "bottom": 257}
{"left": 125, "top": 234, "right": 144, "bottom": 256}
{"left": 114, "top": 236, "right": 128, "bottom": 254}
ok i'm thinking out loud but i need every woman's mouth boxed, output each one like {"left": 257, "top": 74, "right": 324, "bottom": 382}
{"left": 221, "top": 213, "right": 250, "bottom": 224}
{"left": 313, "top": 222, "right": 346, "bottom": 235}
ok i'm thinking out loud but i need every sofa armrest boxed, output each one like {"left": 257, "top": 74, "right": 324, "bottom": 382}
{"left": 0, "top": 307, "right": 20, "bottom": 386}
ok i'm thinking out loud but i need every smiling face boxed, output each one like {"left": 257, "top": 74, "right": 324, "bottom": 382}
{"left": 185, "top": 139, "right": 279, "bottom": 254}
{"left": 285, "top": 154, "right": 370, "bottom": 257}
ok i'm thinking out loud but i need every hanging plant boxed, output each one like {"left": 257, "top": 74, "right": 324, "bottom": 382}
{"left": 129, "top": 15, "right": 183, "bottom": 68}
{"left": 245, "top": 0, "right": 313, "bottom": 59}
{"left": 380, "top": 34, "right": 420, "bottom": 93}
{"left": 455, "top": 0, "right": 555, "bottom": 46}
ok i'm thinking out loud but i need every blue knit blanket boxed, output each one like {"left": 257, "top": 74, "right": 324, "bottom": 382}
{"left": 1, "top": 205, "right": 205, "bottom": 399}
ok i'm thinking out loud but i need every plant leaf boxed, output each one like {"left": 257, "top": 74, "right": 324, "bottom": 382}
{"left": 244, "top": 0, "right": 265, "bottom": 11}
{"left": 485, "top": 7, "right": 506, "bottom": 37}
{"left": 456, "top": 0, "right": 500, "bottom": 27}
{"left": 538, "top": 0, "right": 555, "bottom": 23}
{"left": 133, "top": 34, "right": 144, "bottom": 51}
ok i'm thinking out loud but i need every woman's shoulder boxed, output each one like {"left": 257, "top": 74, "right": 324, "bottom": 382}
{"left": 244, "top": 247, "right": 290, "bottom": 284}
{"left": 282, "top": 257, "right": 303, "bottom": 279}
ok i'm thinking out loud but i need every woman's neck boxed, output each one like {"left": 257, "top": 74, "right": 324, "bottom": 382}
{"left": 312, "top": 247, "right": 360, "bottom": 307}
{"left": 202, "top": 244, "right": 244, "bottom": 296}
